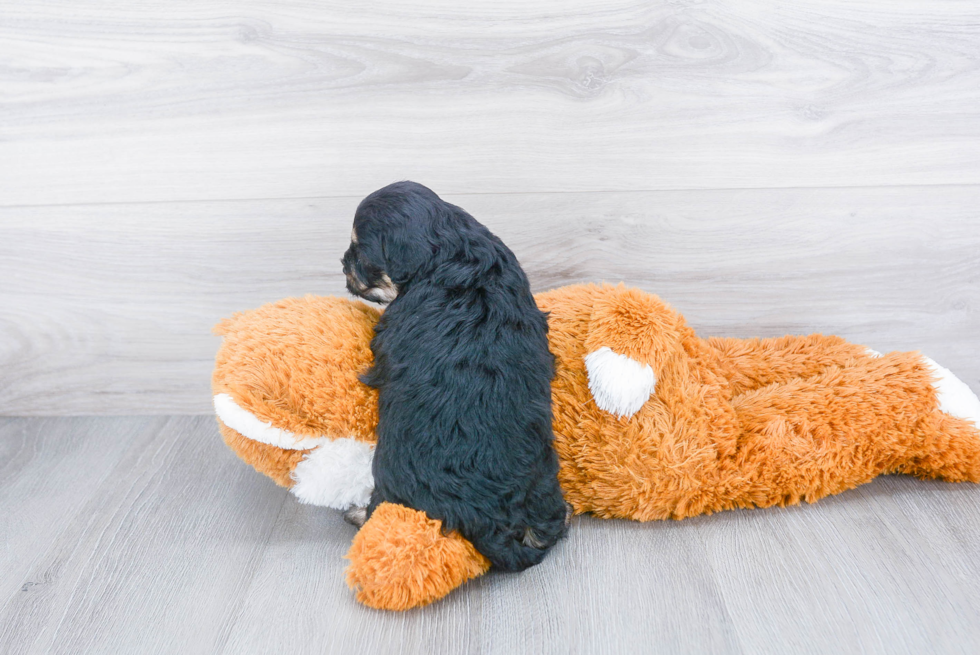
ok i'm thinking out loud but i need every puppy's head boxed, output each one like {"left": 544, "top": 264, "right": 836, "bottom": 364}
{"left": 341, "top": 223, "right": 399, "bottom": 305}
{"left": 342, "top": 181, "right": 462, "bottom": 304}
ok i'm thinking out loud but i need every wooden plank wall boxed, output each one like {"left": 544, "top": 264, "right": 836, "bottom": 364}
{"left": 1, "top": 0, "right": 978, "bottom": 415}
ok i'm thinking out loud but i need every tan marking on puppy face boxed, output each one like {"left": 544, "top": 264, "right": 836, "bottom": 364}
{"left": 351, "top": 227, "right": 358, "bottom": 244}
{"left": 346, "top": 271, "right": 367, "bottom": 292}
{"left": 364, "top": 274, "right": 398, "bottom": 304}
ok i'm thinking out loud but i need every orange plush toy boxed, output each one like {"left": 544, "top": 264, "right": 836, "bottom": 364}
{"left": 212, "top": 284, "right": 980, "bottom": 611}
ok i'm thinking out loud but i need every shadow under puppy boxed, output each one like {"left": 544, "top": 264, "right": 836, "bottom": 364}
{"left": 341, "top": 181, "right": 569, "bottom": 571}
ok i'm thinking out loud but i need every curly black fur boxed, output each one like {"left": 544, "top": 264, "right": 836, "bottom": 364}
{"left": 341, "top": 181, "right": 568, "bottom": 571}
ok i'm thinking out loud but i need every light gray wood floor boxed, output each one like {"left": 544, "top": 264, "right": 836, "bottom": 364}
{"left": 3, "top": 415, "right": 980, "bottom": 654}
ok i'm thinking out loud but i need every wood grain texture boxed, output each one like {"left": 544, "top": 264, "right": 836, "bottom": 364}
{"left": 1, "top": 0, "right": 979, "bottom": 205}
{"left": 1, "top": 186, "right": 977, "bottom": 415}
{"left": 3, "top": 416, "right": 980, "bottom": 653}
{"left": 0, "top": 417, "right": 145, "bottom": 603}
{"left": 698, "top": 478, "right": 980, "bottom": 654}
{"left": 220, "top": 498, "right": 484, "bottom": 655}
{"left": 0, "top": 416, "right": 288, "bottom": 655}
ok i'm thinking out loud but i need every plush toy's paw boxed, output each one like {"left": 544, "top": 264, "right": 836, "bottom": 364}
{"left": 585, "top": 347, "right": 656, "bottom": 418}
{"left": 345, "top": 503, "right": 490, "bottom": 611}
{"left": 289, "top": 439, "right": 375, "bottom": 509}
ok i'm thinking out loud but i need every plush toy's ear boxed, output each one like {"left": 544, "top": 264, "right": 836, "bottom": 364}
{"left": 345, "top": 503, "right": 490, "bottom": 611}
{"left": 583, "top": 285, "right": 685, "bottom": 418}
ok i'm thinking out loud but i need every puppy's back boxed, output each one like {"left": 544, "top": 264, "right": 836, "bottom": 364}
{"left": 361, "top": 186, "right": 568, "bottom": 571}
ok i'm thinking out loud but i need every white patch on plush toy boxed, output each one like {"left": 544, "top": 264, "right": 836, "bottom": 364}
{"left": 291, "top": 439, "right": 375, "bottom": 509}
{"left": 585, "top": 347, "right": 656, "bottom": 419}
{"left": 213, "top": 393, "right": 327, "bottom": 450}
{"left": 865, "top": 348, "right": 883, "bottom": 358}
{"left": 922, "top": 356, "right": 980, "bottom": 429}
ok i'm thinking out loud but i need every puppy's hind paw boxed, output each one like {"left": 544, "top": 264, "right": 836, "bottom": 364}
{"left": 522, "top": 527, "right": 547, "bottom": 549}
{"left": 344, "top": 506, "right": 368, "bottom": 527}
{"left": 585, "top": 347, "right": 656, "bottom": 419}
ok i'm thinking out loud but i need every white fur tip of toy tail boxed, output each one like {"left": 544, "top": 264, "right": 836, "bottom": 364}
{"left": 585, "top": 347, "right": 656, "bottom": 419}
{"left": 213, "top": 393, "right": 327, "bottom": 450}
{"left": 290, "top": 439, "right": 375, "bottom": 510}
{"left": 922, "top": 356, "right": 980, "bottom": 429}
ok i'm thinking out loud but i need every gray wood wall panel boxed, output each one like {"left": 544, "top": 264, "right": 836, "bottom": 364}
{"left": 3, "top": 416, "right": 980, "bottom": 654}
{"left": 1, "top": 0, "right": 979, "bottom": 205}
{"left": 2, "top": 186, "right": 977, "bottom": 415}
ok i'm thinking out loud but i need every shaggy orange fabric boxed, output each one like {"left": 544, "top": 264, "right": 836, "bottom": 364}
{"left": 217, "top": 422, "right": 306, "bottom": 487}
{"left": 345, "top": 503, "right": 490, "bottom": 611}
{"left": 539, "top": 284, "right": 980, "bottom": 520}
{"left": 213, "top": 295, "right": 380, "bottom": 443}
{"left": 213, "top": 283, "right": 980, "bottom": 610}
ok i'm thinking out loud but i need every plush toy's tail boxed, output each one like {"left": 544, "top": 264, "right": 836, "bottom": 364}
{"left": 921, "top": 356, "right": 980, "bottom": 432}
{"left": 728, "top": 352, "right": 980, "bottom": 511}
{"left": 891, "top": 356, "right": 980, "bottom": 483}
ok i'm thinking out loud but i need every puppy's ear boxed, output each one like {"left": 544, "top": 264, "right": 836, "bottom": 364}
{"left": 357, "top": 181, "right": 456, "bottom": 285}
{"left": 377, "top": 222, "right": 436, "bottom": 286}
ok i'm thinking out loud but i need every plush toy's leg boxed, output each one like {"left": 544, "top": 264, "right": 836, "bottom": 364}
{"left": 581, "top": 284, "right": 687, "bottom": 418}
{"left": 345, "top": 503, "right": 490, "bottom": 611}
{"left": 727, "top": 352, "right": 980, "bottom": 511}
{"left": 708, "top": 333, "right": 875, "bottom": 396}
{"left": 583, "top": 284, "right": 685, "bottom": 369}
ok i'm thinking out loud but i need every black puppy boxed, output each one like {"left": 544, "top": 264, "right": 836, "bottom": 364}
{"left": 341, "top": 181, "right": 568, "bottom": 572}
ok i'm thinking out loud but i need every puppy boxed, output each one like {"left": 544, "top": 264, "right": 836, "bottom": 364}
{"left": 341, "top": 181, "right": 569, "bottom": 572}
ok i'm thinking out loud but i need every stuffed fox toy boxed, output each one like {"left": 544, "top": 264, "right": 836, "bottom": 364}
{"left": 212, "top": 283, "right": 980, "bottom": 611}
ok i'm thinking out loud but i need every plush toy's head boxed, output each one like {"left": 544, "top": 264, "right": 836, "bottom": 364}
{"left": 212, "top": 295, "right": 380, "bottom": 507}
{"left": 212, "top": 294, "right": 496, "bottom": 608}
